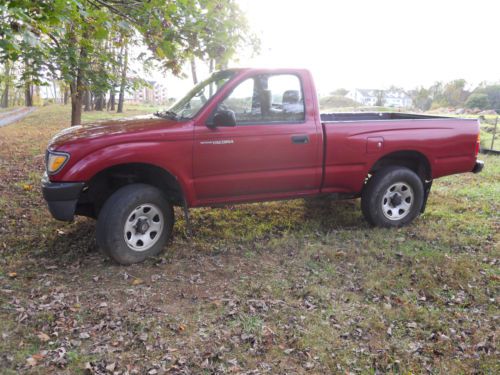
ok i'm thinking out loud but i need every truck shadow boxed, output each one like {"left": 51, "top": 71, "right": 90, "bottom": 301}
{"left": 302, "top": 197, "right": 365, "bottom": 230}
{"left": 43, "top": 198, "right": 365, "bottom": 264}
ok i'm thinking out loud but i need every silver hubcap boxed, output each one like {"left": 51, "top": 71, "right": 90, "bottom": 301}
{"left": 381, "top": 182, "right": 413, "bottom": 221}
{"left": 124, "top": 204, "right": 164, "bottom": 251}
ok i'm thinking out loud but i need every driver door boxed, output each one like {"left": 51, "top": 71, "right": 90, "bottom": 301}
{"left": 193, "top": 73, "right": 321, "bottom": 204}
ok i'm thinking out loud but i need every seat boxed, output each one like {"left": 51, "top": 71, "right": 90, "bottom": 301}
{"left": 282, "top": 90, "right": 303, "bottom": 113}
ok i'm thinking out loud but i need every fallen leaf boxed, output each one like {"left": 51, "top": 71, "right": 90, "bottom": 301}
{"left": 106, "top": 362, "right": 116, "bottom": 372}
{"left": 32, "top": 353, "right": 45, "bottom": 361}
{"left": 37, "top": 332, "right": 50, "bottom": 342}
{"left": 131, "top": 278, "right": 143, "bottom": 286}
{"left": 26, "top": 357, "right": 37, "bottom": 366}
{"left": 8, "top": 272, "right": 17, "bottom": 278}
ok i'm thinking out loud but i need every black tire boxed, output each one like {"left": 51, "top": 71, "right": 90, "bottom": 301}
{"left": 361, "top": 166, "right": 424, "bottom": 228}
{"left": 96, "top": 183, "right": 174, "bottom": 265}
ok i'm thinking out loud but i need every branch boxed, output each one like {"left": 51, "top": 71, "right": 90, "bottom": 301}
{"left": 87, "top": 0, "right": 139, "bottom": 25}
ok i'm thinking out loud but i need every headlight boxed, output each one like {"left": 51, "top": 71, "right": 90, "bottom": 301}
{"left": 46, "top": 151, "right": 70, "bottom": 175}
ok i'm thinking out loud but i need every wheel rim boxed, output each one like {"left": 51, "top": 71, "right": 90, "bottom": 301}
{"left": 381, "top": 182, "right": 414, "bottom": 221}
{"left": 123, "top": 204, "right": 164, "bottom": 252}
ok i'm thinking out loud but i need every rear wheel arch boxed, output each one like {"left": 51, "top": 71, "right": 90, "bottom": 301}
{"left": 76, "top": 163, "right": 185, "bottom": 218}
{"left": 369, "top": 150, "right": 432, "bottom": 182}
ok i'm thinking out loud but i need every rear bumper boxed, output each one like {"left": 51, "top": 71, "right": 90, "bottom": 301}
{"left": 41, "top": 173, "right": 85, "bottom": 221}
{"left": 472, "top": 160, "right": 484, "bottom": 174}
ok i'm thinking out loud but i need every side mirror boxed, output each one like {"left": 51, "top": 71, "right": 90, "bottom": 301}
{"left": 211, "top": 110, "right": 236, "bottom": 128}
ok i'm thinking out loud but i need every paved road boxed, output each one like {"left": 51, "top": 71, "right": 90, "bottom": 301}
{"left": 0, "top": 107, "right": 37, "bottom": 128}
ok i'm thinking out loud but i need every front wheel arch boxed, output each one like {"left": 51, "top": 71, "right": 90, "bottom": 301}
{"left": 76, "top": 162, "right": 185, "bottom": 219}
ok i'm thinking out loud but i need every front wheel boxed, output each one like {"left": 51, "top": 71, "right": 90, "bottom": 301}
{"left": 361, "top": 166, "right": 424, "bottom": 227}
{"left": 96, "top": 184, "right": 174, "bottom": 265}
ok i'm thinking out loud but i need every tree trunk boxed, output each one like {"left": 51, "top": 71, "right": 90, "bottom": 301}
{"left": 25, "top": 82, "right": 33, "bottom": 107}
{"left": 70, "top": 81, "right": 83, "bottom": 126}
{"left": 209, "top": 59, "right": 214, "bottom": 73}
{"left": 117, "top": 43, "right": 128, "bottom": 113}
{"left": 94, "top": 93, "right": 104, "bottom": 111}
{"left": 83, "top": 90, "right": 91, "bottom": 111}
{"left": 190, "top": 58, "right": 198, "bottom": 85}
{"left": 70, "top": 39, "right": 87, "bottom": 126}
{"left": 108, "top": 89, "right": 115, "bottom": 111}
{"left": 52, "top": 80, "right": 58, "bottom": 102}
{"left": 1, "top": 61, "right": 11, "bottom": 108}
{"left": 64, "top": 87, "right": 69, "bottom": 105}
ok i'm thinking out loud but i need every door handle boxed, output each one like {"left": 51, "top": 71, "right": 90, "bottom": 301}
{"left": 291, "top": 135, "right": 309, "bottom": 144}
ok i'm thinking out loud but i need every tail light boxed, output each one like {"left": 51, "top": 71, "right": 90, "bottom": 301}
{"left": 475, "top": 132, "right": 480, "bottom": 157}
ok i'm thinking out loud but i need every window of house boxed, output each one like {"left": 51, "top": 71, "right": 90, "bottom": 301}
{"left": 218, "top": 74, "right": 305, "bottom": 124}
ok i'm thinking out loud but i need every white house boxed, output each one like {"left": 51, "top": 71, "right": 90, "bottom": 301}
{"left": 346, "top": 89, "right": 412, "bottom": 108}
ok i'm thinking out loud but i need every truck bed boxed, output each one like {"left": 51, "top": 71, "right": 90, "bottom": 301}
{"left": 319, "top": 114, "right": 479, "bottom": 195}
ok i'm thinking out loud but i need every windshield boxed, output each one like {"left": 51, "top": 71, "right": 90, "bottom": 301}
{"left": 157, "top": 70, "right": 235, "bottom": 120}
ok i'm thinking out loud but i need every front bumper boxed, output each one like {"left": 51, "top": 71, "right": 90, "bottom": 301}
{"left": 472, "top": 160, "right": 484, "bottom": 174}
{"left": 41, "top": 173, "right": 85, "bottom": 221}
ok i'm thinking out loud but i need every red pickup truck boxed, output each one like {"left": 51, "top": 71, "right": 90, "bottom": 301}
{"left": 42, "top": 68, "right": 484, "bottom": 264}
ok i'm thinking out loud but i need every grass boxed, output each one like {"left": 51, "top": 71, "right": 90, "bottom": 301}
{"left": 0, "top": 104, "right": 498, "bottom": 374}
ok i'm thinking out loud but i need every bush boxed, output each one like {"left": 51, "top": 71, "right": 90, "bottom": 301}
{"left": 320, "top": 95, "right": 358, "bottom": 110}
{"left": 465, "top": 93, "right": 490, "bottom": 110}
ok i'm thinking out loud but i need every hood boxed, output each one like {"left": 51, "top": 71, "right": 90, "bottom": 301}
{"left": 49, "top": 115, "right": 178, "bottom": 150}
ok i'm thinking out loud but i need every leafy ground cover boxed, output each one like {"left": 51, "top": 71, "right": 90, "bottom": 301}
{"left": 0, "top": 105, "right": 498, "bottom": 374}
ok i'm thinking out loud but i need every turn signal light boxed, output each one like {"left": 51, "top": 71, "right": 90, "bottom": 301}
{"left": 47, "top": 151, "right": 70, "bottom": 174}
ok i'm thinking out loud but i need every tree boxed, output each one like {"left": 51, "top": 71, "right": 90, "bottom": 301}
{"left": 374, "top": 90, "right": 385, "bottom": 106}
{"left": 184, "top": 0, "right": 259, "bottom": 83}
{"left": 410, "top": 87, "right": 432, "bottom": 111}
{"left": 0, "top": 61, "right": 11, "bottom": 108}
{"left": 465, "top": 93, "right": 490, "bottom": 110}
{"left": 117, "top": 42, "right": 128, "bottom": 113}
{"left": 331, "top": 88, "right": 348, "bottom": 96}
{"left": 474, "top": 85, "right": 500, "bottom": 112}
{"left": 442, "top": 79, "right": 469, "bottom": 107}
{"left": 1, "top": 0, "right": 257, "bottom": 124}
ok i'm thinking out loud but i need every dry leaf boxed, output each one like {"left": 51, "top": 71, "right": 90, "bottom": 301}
{"left": 37, "top": 332, "right": 50, "bottom": 342}
{"left": 8, "top": 272, "right": 17, "bottom": 278}
{"left": 26, "top": 357, "right": 37, "bottom": 366}
{"left": 106, "top": 362, "right": 116, "bottom": 372}
{"left": 131, "top": 278, "right": 144, "bottom": 286}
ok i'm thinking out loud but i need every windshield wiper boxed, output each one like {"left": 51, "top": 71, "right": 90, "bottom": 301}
{"left": 154, "top": 110, "right": 179, "bottom": 120}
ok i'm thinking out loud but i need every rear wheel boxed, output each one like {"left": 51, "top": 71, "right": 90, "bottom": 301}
{"left": 361, "top": 166, "right": 424, "bottom": 227}
{"left": 96, "top": 183, "right": 174, "bottom": 265}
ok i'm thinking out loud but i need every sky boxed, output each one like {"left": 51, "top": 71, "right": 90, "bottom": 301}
{"left": 165, "top": 0, "right": 500, "bottom": 97}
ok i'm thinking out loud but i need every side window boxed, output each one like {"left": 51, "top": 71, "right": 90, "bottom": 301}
{"left": 218, "top": 74, "right": 305, "bottom": 125}
{"left": 265, "top": 75, "right": 304, "bottom": 122}
{"left": 219, "top": 78, "right": 261, "bottom": 123}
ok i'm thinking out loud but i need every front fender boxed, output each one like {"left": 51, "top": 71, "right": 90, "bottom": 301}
{"left": 56, "top": 141, "right": 195, "bottom": 205}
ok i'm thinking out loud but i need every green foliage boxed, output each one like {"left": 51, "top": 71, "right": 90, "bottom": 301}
{"left": 425, "top": 79, "right": 470, "bottom": 109}
{"left": 319, "top": 95, "right": 358, "bottom": 110}
{"left": 330, "top": 88, "right": 348, "bottom": 96}
{"left": 474, "top": 84, "right": 500, "bottom": 112}
{"left": 465, "top": 93, "right": 490, "bottom": 110}
{"left": 0, "top": 0, "right": 257, "bottom": 120}
{"left": 410, "top": 87, "right": 432, "bottom": 111}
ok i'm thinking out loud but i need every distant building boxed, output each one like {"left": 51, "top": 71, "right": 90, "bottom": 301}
{"left": 346, "top": 89, "right": 412, "bottom": 108}
{"left": 131, "top": 80, "right": 169, "bottom": 104}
